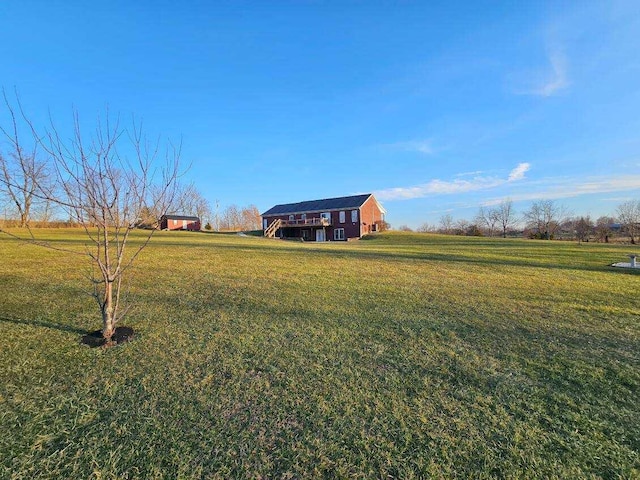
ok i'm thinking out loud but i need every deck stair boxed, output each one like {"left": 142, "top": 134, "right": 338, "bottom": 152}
{"left": 264, "top": 219, "right": 282, "bottom": 238}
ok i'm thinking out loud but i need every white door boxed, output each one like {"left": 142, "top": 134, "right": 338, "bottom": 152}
{"left": 315, "top": 229, "right": 325, "bottom": 242}
{"left": 182, "top": 220, "right": 187, "bottom": 230}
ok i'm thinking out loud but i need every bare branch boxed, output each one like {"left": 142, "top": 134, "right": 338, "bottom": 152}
{"left": 1, "top": 94, "right": 181, "bottom": 341}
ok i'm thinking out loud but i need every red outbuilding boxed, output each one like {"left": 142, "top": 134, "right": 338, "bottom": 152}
{"left": 262, "top": 193, "right": 386, "bottom": 241}
{"left": 160, "top": 215, "right": 201, "bottom": 231}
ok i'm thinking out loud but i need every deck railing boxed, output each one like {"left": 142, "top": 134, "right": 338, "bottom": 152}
{"left": 264, "top": 216, "right": 331, "bottom": 238}
{"left": 280, "top": 217, "right": 330, "bottom": 227}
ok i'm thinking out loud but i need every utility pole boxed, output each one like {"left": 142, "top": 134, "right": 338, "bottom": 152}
{"left": 214, "top": 199, "right": 220, "bottom": 232}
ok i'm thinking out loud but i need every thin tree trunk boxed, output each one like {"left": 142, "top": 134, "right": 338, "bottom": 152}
{"left": 102, "top": 280, "right": 115, "bottom": 340}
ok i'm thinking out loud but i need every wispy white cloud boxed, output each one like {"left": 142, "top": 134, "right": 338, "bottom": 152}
{"left": 380, "top": 139, "right": 435, "bottom": 155}
{"left": 481, "top": 174, "right": 640, "bottom": 205}
{"left": 508, "top": 162, "right": 530, "bottom": 181}
{"left": 455, "top": 170, "right": 486, "bottom": 178}
{"left": 375, "top": 163, "right": 531, "bottom": 201}
{"left": 512, "top": 47, "right": 570, "bottom": 97}
{"left": 602, "top": 196, "right": 638, "bottom": 203}
{"left": 534, "top": 50, "right": 570, "bottom": 97}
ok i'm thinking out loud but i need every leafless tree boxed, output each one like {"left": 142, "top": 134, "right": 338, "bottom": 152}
{"left": 219, "top": 204, "right": 260, "bottom": 231}
{"left": 32, "top": 198, "right": 56, "bottom": 225}
{"left": 453, "top": 219, "right": 469, "bottom": 235}
{"left": 0, "top": 96, "right": 180, "bottom": 344}
{"left": 573, "top": 215, "right": 593, "bottom": 243}
{"left": 0, "top": 91, "right": 53, "bottom": 227}
{"left": 466, "top": 224, "right": 483, "bottom": 236}
{"left": 523, "top": 200, "right": 567, "bottom": 240}
{"left": 475, "top": 206, "right": 499, "bottom": 237}
{"left": 173, "top": 183, "right": 211, "bottom": 227}
{"left": 439, "top": 214, "right": 454, "bottom": 234}
{"left": 220, "top": 204, "right": 241, "bottom": 231}
{"left": 617, "top": 199, "right": 640, "bottom": 244}
{"left": 378, "top": 220, "right": 390, "bottom": 232}
{"left": 240, "top": 204, "right": 261, "bottom": 231}
{"left": 417, "top": 222, "right": 434, "bottom": 233}
{"left": 595, "top": 216, "right": 615, "bottom": 243}
{"left": 495, "top": 199, "right": 516, "bottom": 238}
{"left": 0, "top": 195, "right": 10, "bottom": 225}
{"left": 0, "top": 151, "right": 48, "bottom": 227}
{"left": 194, "top": 195, "right": 212, "bottom": 227}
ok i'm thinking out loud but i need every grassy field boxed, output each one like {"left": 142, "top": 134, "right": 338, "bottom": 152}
{"left": 1, "top": 229, "right": 638, "bottom": 479}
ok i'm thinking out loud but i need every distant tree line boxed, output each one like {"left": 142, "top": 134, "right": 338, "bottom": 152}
{"left": 402, "top": 198, "right": 640, "bottom": 244}
{"left": 215, "top": 204, "right": 261, "bottom": 232}
{"left": 0, "top": 163, "right": 262, "bottom": 233}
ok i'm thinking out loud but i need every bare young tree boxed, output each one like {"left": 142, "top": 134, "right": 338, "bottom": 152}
{"left": 0, "top": 151, "right": 48, "bottom": 227}
{"left": 453, "top": 219, "right": 469, "bottom": 235}
{"left": 0, "top": 195, "right": 11, "bottom": 225}
{"left": 218, "top": 204, "right": 260, "bottom": 231}
{"left": 439, "top": 214, "right": 454, "bottom": 234}
{"left": 378, "top": 220, "right": 391, "bottom": 232}
{"left": 194, "top": 195, "right": 212, "bottom": 227}
{"left": 173, "top": 182, "right": 211, "bottom": 227}
{"left": 1, "top": 97, "right": 180, "bottom": 344}
{"left": 417, "top": 222, "right": 434, "bottom": 233}
{"left": 240, "top": 204, "right": 261, "bottom": 231}
{"left": 475, "top": 206, "right": 499, "bottom": 237}
{"left": 617, "top": 199, "right": 640, "bottom": 244}
{"left": 524, "top": 200, "right": 567, "bottom": 240}
{"left": 573, "top": 216, "right": 593, "bottom": 243}
{"left": 495, "top": 199, "right": 516, "bottom": 238}
{"left": 595, "top": 216, "right": 615, "bottom": 243}
{"left": 220, "top": 204, "right": 241, "bottom": 231}
{"left": 0, "top": 91, "right": 53, "bottom": 227}
{"left": 57, "top": 120, "right": 178, "bottom": 342}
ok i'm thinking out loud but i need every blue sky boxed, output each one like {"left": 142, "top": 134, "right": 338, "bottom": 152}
{"left": 1, "top": 1, "right": 639, "bottom": 228}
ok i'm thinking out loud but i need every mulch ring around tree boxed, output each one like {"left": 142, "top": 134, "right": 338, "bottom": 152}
{"left": 81, "top": 326, "right": 135, "bottom": 348}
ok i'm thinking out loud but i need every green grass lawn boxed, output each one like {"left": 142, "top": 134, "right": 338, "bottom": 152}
{"left": 1, "top": 229, "right": 638, "bottom": 479}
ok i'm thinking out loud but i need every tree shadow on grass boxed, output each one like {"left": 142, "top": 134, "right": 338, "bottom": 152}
{"left": 170, "top": 240, "right": 640, "bottom": 276}
{"left": 0, "top": 315, "right": 87, "bottom": 335}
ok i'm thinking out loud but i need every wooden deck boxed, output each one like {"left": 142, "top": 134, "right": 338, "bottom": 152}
{"left": 264, "top": 217, "right": 330, "bottom": 237}
{"left": 279, "top": 217, "right": 331, "bottom": 227}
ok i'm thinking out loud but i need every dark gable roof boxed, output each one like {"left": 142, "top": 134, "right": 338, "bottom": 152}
{"left": 162, "top": 214, "right": 200, "bottom": 221}
{"left": 262, "top": 194, "right": 373, "bottom": 216}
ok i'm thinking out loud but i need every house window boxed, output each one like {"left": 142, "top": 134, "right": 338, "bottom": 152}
{"left": 321, "top": 212, "right": 331, "bottom": 222}
{"left": 334, "top": 228, "right": 345, "bottom": 241}
{"left": 301, "top": 213, "right": 307, "bottom": 223}
{"left": 289, "top": 214, "right": 295, "bottom": 222}
{"left": 263, "top": 219, "right": 268, "bottom": 230}
{"left": 351, "top": 210, "right": 358, "bottom": 222}
{"left": 339, "top": 211, "right": 345, "bottom": 223}
{"left": 173, "top": 219, "right": 178, "bottom": 225}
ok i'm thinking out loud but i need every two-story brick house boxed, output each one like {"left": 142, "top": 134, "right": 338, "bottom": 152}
{"left": 261, "top": 193, "right": 386, "bottom": 241}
